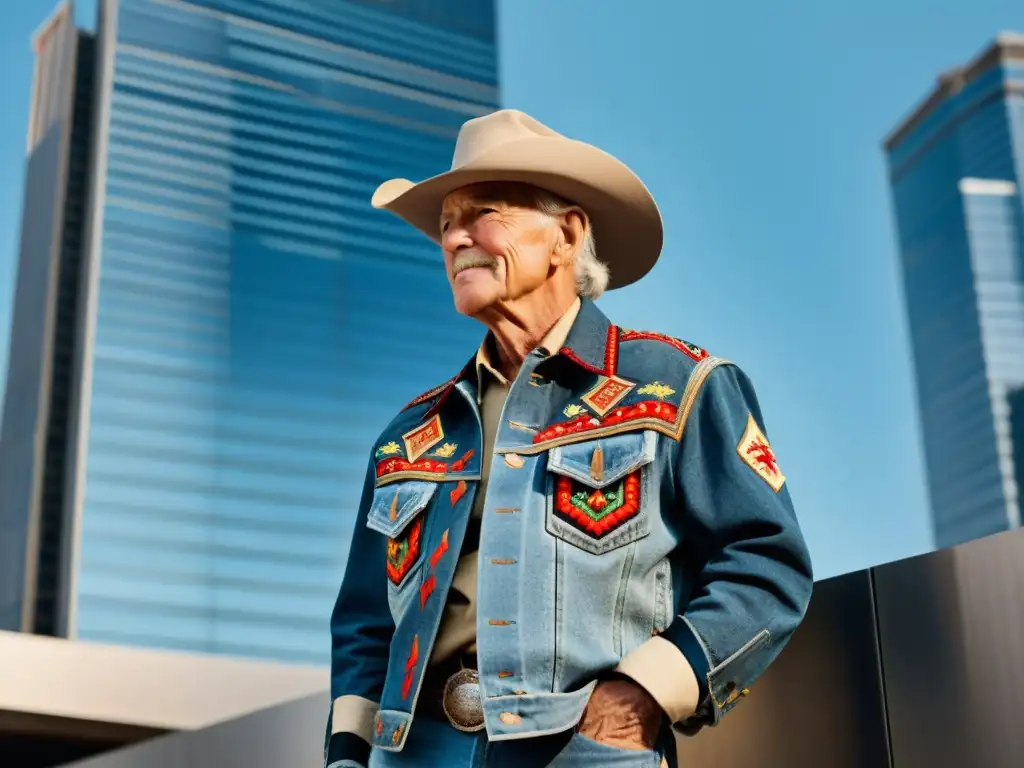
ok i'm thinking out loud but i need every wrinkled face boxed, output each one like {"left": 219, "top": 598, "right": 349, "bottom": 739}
{"left": 440, "top": 182, "right": 561, "bottom": 317}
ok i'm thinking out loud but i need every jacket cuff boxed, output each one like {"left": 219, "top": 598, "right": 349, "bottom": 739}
{"left": 325, "top": 733, "right": 370, "bottom": 768}
{"left": 325, "top": 695, "right": 377, "bottom": 768}
{"left": 660, "top": 615, "right": 712, "bottom": 706}
{"left": 663, "top": 615, "right": 774, "bottom": 730}
{"left": 614, "top": 634, "right": 703, "bottom": 724}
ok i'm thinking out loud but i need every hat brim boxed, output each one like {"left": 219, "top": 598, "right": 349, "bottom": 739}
{"left": 371, "top": 136, "right": 662, "bottom": 291}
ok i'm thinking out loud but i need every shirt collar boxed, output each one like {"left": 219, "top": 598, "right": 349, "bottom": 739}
{"left": 475, "top": 297, "right": 583, "bottom": 394}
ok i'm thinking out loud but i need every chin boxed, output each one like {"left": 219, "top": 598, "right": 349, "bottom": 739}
{"left": 452, "top": 285, "right": 499, "bottom": 318}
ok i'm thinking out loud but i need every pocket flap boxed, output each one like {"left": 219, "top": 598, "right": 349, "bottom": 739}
{"left": 547, "top": 430, "right": 657, "bottom": 488}
{"left": 366, "top": 481, "right": 437, "bottom": 538}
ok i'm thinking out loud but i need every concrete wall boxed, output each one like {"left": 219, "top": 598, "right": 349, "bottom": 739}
{"left": 67, "top": 693, "right": 328, "bottom": 768}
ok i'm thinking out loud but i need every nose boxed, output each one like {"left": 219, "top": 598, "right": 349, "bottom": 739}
{"left": 442, "top": 221, "right": 473, "bottom": 253}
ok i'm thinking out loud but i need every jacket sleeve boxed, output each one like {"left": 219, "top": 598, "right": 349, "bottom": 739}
{"left": 325, "top": 455, "right": 394, "bottom": 768}
{"left": 615, "top": 361, "right": 814, "bottom": 731}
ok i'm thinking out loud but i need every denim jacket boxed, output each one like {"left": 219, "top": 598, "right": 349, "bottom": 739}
{"left": 324, "top": 299, "right": 813, "bottom": 768}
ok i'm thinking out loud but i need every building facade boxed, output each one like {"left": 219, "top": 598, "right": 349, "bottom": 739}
{"left": 0, "top": 2, "right": 95, "bottom": 637}
{"left": 885, "top": 35, "right": 1024, "bottom": 549}
{"left": 0, "top": 0, "right": 498, "bottom": 665}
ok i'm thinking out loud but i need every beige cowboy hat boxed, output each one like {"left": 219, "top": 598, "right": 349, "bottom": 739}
{"left": 371, "top": 109, "right": 663, "bottom": 290}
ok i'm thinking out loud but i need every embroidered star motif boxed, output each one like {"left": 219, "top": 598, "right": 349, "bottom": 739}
{"left": 432, "top": 442, "right": 458, "bottom": 458}
{"left": 637, "top": 381, "right": 676, "bottom": 400}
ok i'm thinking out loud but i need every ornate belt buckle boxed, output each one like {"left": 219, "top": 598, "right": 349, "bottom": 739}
{"left": 442, "top": 667, "right": 486, "bottom": 732}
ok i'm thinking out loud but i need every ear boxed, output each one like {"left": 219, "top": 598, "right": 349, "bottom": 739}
{"left": 551, "top": 208, "right": 587, "bottom": 266}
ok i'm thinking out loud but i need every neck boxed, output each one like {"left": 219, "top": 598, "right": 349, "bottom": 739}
{"left": 477, "top": 288, "right": 577, "bottom": 381}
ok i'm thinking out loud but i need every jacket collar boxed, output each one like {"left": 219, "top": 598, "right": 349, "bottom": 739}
{"left": 418, "top": 297, "right": 619, "bottom": 416}
{"left": 557, "top": 297, "right": 619, "bottom": 376}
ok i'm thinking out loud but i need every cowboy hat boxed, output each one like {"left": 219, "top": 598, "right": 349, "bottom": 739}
{"left": 371, "top": 109, "right": 662, "bottom": 290}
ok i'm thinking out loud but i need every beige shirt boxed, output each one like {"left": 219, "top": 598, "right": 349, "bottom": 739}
{"left": 427, "top": 298, "right": 581, "bottom": 668}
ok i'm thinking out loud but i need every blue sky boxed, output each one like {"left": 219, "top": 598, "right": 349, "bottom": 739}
{"left": 0, "top": 0, "right": 1020, "bottom": 579}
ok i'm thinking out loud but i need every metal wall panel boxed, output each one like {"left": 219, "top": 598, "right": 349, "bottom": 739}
{"left": 675, "top": 570, "right": 890, "bottom": 768}
{"left": 875, "top": 528, "right": 1024, "bottom": 767}
{"left": 63, "top": 528, "right": 1024, "bottom": 767}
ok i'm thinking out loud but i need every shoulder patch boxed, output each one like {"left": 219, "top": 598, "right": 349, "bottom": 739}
{"left": 619, "top": 329, "right": 709, "bottom": 363}
{"left": 401, "top": 375, "right": 459, "bottom": 412}
{"left": 737, "top": 413, "right": 786, "bottom": 492}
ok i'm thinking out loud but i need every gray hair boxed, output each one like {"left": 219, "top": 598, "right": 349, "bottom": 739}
{"left": 530, "top": 188, "right": 609, "bottom": 300}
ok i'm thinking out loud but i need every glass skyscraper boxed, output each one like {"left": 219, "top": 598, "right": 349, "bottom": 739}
{"left": 0, "top": 0, "right": 497, "bottom": 665}
{"left": 885, "top": 34, "right": 1024, "bottom": 550}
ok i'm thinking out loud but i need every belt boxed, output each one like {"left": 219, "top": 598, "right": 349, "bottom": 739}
{"left": 418, "top": 653, "right": 486, "bottom": 733}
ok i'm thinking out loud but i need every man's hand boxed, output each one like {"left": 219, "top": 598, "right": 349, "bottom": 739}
{"left": 577, "top": 676, "right": 664, "bottom": 751}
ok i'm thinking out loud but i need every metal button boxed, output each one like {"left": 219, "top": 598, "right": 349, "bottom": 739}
{"left": 499, "top": 712, "right": 521, "bottom": 725}
{"left": 504, "top": 453, "right": 524, "bottom": 468}
{"left": 724, "top": 687, "right": 748, "bottom": 706}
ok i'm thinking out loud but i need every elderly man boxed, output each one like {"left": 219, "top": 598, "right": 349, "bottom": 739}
{"left": 324, "top": 110, "right": 813, "bottom": 768}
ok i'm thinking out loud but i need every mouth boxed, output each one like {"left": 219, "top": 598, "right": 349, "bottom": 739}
{"left": 453, "top": 266, "right": 495, "bottom": 288}
{"left": 452, "top": 254, "right": 497, "bottom": 279}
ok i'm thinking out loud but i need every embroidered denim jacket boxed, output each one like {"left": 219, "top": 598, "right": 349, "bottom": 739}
{"left": 324, "top": 299, "right": 813, "bottom": 768}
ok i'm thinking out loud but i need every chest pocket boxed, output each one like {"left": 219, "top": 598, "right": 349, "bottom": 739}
{"left": 545, "top": 430, "right": 658, "bottom": 555}
{"left": 367, "top": 481, "right": 437, "bottom": 617}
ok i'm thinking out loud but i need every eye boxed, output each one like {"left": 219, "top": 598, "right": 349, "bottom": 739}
{"left": 441, "top": 221, "right": 450, "bottom": 234}
{"left": 478, "top": 207, "right": 497, "bottom": 216}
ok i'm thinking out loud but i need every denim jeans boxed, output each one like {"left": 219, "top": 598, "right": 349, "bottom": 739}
{"left": 366, "top": 716, "right": 668, "bottom": 768}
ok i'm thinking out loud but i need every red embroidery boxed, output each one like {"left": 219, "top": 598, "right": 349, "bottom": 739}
{"left": 377, "top": 448, "right": 475, "bottom": 480}
{"left": 402, "top": 635, "right": 419, "bottom": 700}
{"left": 559, "top": 326, "right": 620, "bottom": 375}
{"left": 418, "top": 531, "right": 450, "bottom": 609}
{"left": 558, "top": 346, "right": 605, "bottom": 375}
{"left": 746, "top": 437, "right": 779, "bottom": 476}
{"left": 403, "top": 359, "right": 474, "bottom": 416}
{"left": 533, "top": 400, "right": 678, "bottom": 444}
{"left": 402, "top": 377, "right": 457, "bottom": 411}
{"left": 554, "top": 471, "right": 642, "bottom": 537}
{"left": 386, "top": 518, "right": 423, "bottom": 585}
{"left": 419, "top": 575, "right": 436, "bottom": 608}
{"left": 604, "top": 326, "right": 619, "bottom": 375}
{"left": 376, "top": 457, "right": 447, "bottom": 478}
{"left": 430, "top": 530, "right": 449, "bottom": 569}
{"left": 450, "top": 480, "right": 468, "bottom": 506}
{"left": 619, "top": 330, "right": 709, "bottom": 363}
{"left": 450, "top": 449, "right": 475, "bottom": 472}
{"left": 581, "top": 375, "right": 634, "bottom": 416}
{"left": 402, "top": 415, "right": 444, "bottom": 463}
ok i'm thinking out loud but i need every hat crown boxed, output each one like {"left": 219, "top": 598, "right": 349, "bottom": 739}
{"left": 450, "top": 109, "right": 563, "bottom": 170}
